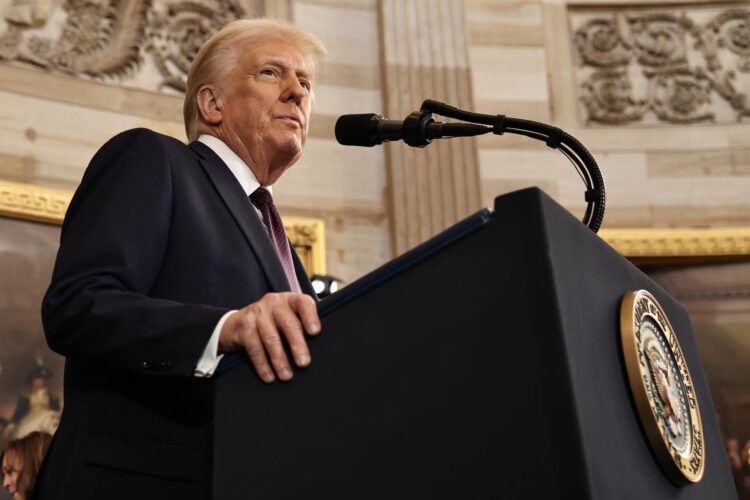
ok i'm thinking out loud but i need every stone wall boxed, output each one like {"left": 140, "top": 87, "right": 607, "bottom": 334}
{"left": 0, "top": 0, "right": 390, "bottom": 284}
{"left": 0, "top": 0, "right": 749, "bottom": 283}
{"left": 467, "top": 0, "right": 750, "bottom": 230}
{"left": 281, "top": 0, "right": 391, "bottom": 283}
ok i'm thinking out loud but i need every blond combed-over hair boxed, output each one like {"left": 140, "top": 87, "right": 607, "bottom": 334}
{"left": 183, "top": 18, "right": 327, "bottom": 141}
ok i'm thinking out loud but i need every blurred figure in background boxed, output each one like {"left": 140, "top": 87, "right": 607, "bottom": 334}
{"left": 727, "top": 438, "right": 744, "bottom": 493}
{"left": 0, "top": 418, "right": 8, "bottom": 449}
{"left": 5, "top": 366, "right": 60, "bottom": 441}
{"left": 742, "top": 439, "right": 750, "bottom": 500}
{"left": 1, "top": 432, "right": 52, "bottom": 500}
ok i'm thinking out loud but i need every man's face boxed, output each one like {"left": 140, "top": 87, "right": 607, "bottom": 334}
{"left": 218, "top": 37, "right": 313, "bottom": 185}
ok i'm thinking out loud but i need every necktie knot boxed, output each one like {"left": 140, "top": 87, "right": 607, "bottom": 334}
{"left": 250, "top": 186, "right": 274, "bottom": 209}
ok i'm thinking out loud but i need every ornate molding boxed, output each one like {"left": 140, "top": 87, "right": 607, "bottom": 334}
{"left": 0, "top": 180, "right": 72, "bottom": 224}
{"left": 672, "top": 284, "right": 750, "bottom": 301}
{"left": 600, "top": 227, "right": 750, "bottom": 265}
{"left": 145, "top": 0, "right": 245, "bottom": 92}
{"left": 571, "top": 4, "right": 750, "bottom": 126}
{"left": 0, "top": 180, "right": 327, "bottom": 276}
{"left": 0, "top": 0, "right": 256, "bottom": 95}
{"left": 284, "top": 217, "right": 327, "bottom": 276}
{"left": 4, "top": 182, "right": 748, "bottom": 272}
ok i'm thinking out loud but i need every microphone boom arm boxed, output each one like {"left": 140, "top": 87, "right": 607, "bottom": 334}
{"left": 419, "top": 99, "right": 606, "bottom": 233}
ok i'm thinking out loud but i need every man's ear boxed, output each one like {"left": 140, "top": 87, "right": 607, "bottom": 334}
{"left": 196, "top": 85, "right": 223, "bottom": 126}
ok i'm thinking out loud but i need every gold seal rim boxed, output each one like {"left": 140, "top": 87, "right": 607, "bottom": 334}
{"left": 620, "top": 290, "right": 705, "bottom": 485}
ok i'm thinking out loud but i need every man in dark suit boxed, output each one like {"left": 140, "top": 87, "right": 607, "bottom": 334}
{"left": 36, "top": 19, "right": 327, "bottom": 499}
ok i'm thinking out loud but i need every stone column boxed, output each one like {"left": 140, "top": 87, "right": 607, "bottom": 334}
{"left": 379, "top": 0, "right": 481, "bottom": 255}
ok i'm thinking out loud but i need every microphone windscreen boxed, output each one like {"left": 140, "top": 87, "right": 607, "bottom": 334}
{"left": 335, "top": 114, "right": 380, "bottom": 147}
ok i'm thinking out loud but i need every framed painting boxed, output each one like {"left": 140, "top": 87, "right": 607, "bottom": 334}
{"left": 601, "top": 227, "right": 750, "bottom": 496}
{"left": 0, "top": 181, "right": 67, "bottom": 453}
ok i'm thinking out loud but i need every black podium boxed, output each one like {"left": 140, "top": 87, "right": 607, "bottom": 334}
{"left": 213, "top": 188, "right": 736, "bottom": 499}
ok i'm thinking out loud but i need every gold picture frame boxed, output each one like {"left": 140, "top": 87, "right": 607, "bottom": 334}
{"left": 4, "top": 177, "right": 750, "bottom": 270}
{"left": 0, "top": 180, "right": 72, "bottom": 225}
{"left": 0, "top": 179, "right": 327, "bottom": 276}
{"left": 599, "top": 228, "right": 750, "bottom": 266}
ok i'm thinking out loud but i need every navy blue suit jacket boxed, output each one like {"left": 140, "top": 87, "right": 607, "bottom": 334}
{"left": 36, "top": 128, "right": 315, "bottom": 499}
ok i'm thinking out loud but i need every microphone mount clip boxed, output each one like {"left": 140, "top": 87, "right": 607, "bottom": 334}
{"left": 402, "top": 110, "right": 436, "bottom": 148}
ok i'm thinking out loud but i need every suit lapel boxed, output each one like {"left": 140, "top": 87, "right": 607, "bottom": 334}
{"left": 189, "top": 141, "right": 291, "bottom": 293}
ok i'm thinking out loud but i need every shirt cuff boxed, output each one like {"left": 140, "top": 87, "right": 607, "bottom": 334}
{"left": 194, "top": 310, "right": 235, "bottom": 377}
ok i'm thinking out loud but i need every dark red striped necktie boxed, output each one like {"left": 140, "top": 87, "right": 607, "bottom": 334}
{"left": 249, "top": 187, "right": 301, "bottom": 293}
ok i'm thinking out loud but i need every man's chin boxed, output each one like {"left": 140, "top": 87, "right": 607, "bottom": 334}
{"left": 272, "top": 134, "right": 304, "bottom": 161}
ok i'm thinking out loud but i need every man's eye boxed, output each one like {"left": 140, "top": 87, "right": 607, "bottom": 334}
{"left": 260, "top": 69, "right": 275, "bottom": 77}
{"left": 300, "top": 80, "right": 310, "bottom": 91}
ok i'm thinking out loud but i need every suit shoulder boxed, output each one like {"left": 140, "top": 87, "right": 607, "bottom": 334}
{"left": 66, "top": 129, "right": 181, "bottom": 231}
{"left": 86, "top": 128, "right": 189, "bottom": 177}
{"left": 101, "top": 128, "right": 187, "bottom": 153}
{"left": 76, "top": 129, "right": 183, "bottom": 197}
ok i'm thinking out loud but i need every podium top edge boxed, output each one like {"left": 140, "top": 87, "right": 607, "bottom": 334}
{"left": 317, "top": 207, "right": 493, "bottom": 318}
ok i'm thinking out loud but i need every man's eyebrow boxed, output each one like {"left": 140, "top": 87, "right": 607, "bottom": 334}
{"left": 258, "top": 57, "right": 313, "bottom": 80}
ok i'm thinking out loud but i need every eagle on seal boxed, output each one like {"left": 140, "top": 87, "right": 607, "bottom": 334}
{"left": 645, "top": 346, "right": 683, "bottom": 438}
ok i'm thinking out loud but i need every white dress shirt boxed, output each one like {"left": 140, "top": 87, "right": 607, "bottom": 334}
{"left": 193, "top": 134, "right": 272, "bottom": 377}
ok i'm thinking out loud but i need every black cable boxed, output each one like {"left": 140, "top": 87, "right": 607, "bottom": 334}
{"left": 421, "top": 99, "right": 606, "bottom": 232}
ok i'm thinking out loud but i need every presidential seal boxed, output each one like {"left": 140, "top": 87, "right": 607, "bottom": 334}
{"left": 620, "top": 290, "right": 705, "bottom": 485}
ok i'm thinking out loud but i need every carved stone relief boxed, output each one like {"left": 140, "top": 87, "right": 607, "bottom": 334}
{"left": 0, "top": 0, "right": 260, "bottom": 94}
{"left": 146, "top": 0, "right": 245, "bottom": 91}
{"left": 570, "top": 4, "right": 750, "bottom": 126}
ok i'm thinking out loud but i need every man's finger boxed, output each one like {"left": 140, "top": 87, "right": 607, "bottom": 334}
{"left": 242, "top": 327, "right": 275, "bottom": 383}
{"left": 256, "top": 315, "right": 293, "bottom": 381}
{"left": 272, "top": 303, "right": 310, "bottom": 368}
{"left": 289, "top": 293, "right": 321, "bottom": 336}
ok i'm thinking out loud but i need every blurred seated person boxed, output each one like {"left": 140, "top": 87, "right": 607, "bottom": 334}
{"left": 5, "top": 367, "right": 60, "bottom": 440}
{"left": 1, "top": 432, "right": 52, "bottom": 500}
{"left": 0, "top": 418, "right": 8, "bottom": 448}
{"left": 727, "top": 438, "right": 743, "bottom": 488}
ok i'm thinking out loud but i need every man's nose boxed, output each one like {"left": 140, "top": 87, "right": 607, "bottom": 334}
{"left": 282, "top": 77, "right": 306, "bottom": 102}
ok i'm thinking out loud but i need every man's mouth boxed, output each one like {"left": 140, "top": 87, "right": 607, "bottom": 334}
{"left": 275, "top": 115, "right": 303, "bottom": 127}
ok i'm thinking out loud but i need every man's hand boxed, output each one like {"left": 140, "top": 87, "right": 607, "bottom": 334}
{"left": 219, "top": 293, "right": 320, "bottom": 383}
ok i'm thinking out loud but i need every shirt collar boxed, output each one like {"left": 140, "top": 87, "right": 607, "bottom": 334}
{"left": 197, "top": 134, "right": 271, "bottom": 197}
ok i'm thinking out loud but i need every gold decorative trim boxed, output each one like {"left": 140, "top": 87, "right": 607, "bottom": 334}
{"left": 0, "top": 180, "right": 72, "bottom": 225}
{"left": 284, "top": 217, "right": 327, "bottom": 276}
{"left": 600, "top": 228, "right": 750, "bottom": 265}
{"left": 0, "top": 180, "right": 327, "bottom": 276}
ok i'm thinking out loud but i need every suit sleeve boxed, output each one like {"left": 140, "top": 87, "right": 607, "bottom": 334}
{"left": 42, "top": 129, "right": 228, "bottom": 377}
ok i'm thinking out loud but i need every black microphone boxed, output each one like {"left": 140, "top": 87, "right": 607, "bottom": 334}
{"left": 335, "top": 112, "right": 488, "bottom": 148}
